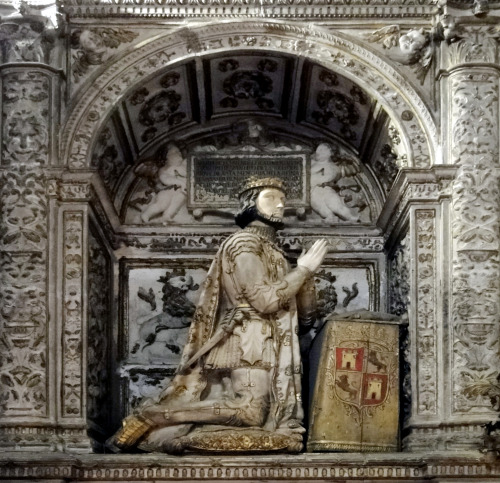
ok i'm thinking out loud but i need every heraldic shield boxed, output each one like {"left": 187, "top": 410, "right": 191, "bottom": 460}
{"left": 307, "top": 312, "right": 403, "bottom": 452}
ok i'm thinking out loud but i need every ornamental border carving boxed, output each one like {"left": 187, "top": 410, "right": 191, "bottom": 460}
{"left": 0, "top": 454, "right": 498, "bottom": 480}
{"left": 63, "top": 0, "right": 436, "bottom": 20}
{"left": 61, "top": 21, "right": 437, "bottom": 170}
{"left": 414, "top": 209, "right": 438, "bottom": 416}
{"left": 115, "top": 233, "right": 385, "bottom": 253}
{"left": 62, "top": 211, "right": 85, "bottom": 418}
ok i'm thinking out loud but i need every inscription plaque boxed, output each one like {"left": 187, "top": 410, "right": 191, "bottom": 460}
{"left": 188, "top": 153, "right": 309, "bottom": 211}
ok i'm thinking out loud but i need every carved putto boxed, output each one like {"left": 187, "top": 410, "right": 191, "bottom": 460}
{"left": 133, "top": 143, "right": 188, "bottom": 224}
{"left": 310, "top": 143, "right": 364, "bottom": 223}
{"left": 365, "top": 26, "right": 433, "bottom": 84}
{"left": 70, "top": 27, "right": 138, "bottom": 81}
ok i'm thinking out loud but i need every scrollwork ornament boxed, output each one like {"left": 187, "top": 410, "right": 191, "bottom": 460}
{"left": 415, "top": 210, "right": 437, "bottom": 415}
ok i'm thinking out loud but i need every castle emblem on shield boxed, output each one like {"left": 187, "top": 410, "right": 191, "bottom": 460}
{"left": 333, "top": 346, "right": 389, "bottom": 409}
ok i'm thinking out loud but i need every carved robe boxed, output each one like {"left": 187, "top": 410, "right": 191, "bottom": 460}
{"left": 131, "top": 224, "right": 317, "bottom": 451}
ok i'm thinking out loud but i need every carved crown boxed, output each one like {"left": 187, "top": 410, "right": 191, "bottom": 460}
{"left": 238, "top": 176, "right": 287, "bottom": 197}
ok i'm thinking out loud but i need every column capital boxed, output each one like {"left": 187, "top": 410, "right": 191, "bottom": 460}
{"left": 0, "top": 3, "right": 60, "bottom": 68}
{"left": 440, "top": 24, "right": 500, "bottom": 72}
{"left": 378, "top": 166, "right": 458, "bottom": 235}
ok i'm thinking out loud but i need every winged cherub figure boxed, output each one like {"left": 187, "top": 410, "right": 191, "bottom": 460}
{"left": 134, "top": 143, "right": 188, "bottom": 224}
{"left": 365, "top": 25, "right": 433, "bottom": 84}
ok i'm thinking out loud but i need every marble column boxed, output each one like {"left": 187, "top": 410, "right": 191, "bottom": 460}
{"left": 447, "top": 30, "right": 500, "bottom": 447}
{"left": 0, "top": 62, "right": 64, "bottom": 449}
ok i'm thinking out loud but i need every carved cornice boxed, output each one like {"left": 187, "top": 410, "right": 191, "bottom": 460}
{"left": 61, "top": 0, "right": 436, "bottom": 20}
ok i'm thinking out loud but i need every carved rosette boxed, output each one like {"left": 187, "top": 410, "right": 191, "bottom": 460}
{"left": 62, "top": 211, "right": 85, "bottom": 418}
{"left": 449, "top": 69, "right": 500, "bottom": 416}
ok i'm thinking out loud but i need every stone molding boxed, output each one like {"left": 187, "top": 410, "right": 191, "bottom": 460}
{"left": 60, "top": 21, "right": 437, "bottom": 171}
{"left": 61, "top": 0, "right": 436, "bottom": 20}
{"left": 0, "top": 452, "right": 499, "bottom": 481}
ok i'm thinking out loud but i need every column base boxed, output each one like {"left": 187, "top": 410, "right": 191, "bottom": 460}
{"left": 0, "top": 425, "right": 94, "bottom": 453}
{"left": 403, "top": 423, "right": 487, "bottom": 452}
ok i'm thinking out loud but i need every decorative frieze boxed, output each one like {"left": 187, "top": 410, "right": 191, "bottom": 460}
{"left": 61, "top": 0, "right": 436, "bottom": 20}
{"left": 0, "top": 452, "right": 499, "bottom": 481}
{"left": 114, "top": 233, "right": 385, "bottom": 254}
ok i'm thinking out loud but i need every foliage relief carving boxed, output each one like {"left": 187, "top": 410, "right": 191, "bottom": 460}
{"left": 0, "top": 69, "right": 50, "bottom": 418}
{"left": 62, "top": 212, "right": 84, "bottom": 417}
{"left": 450, "top": 71, "right": 500, "bottom": 414}
{"left": 415, "top": 210, "right": 437, "bottom": 415}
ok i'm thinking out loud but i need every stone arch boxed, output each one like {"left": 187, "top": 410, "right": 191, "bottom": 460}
{"left": 61, "top": 20, "right": 437, "bottom": 170}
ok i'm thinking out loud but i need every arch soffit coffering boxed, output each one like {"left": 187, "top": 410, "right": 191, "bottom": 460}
{"left": 61, "top": 20, "right": 438, "bottom": 170}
